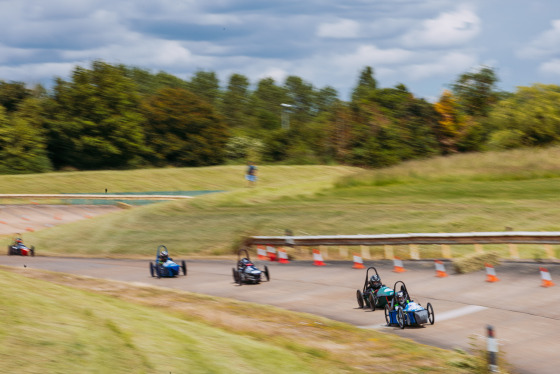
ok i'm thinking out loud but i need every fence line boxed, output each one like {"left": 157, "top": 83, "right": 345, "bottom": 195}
{"left": 246, "top": 232, "right": 560, "bottom": 260}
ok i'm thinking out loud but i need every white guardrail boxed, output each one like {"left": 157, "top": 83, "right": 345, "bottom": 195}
{"left": 246, "top": 232, "right": 560, "bottom": 259}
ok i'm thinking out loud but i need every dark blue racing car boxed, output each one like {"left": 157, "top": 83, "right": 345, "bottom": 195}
{"left": 149, "top": 245, "right": 187, "bottom": 278}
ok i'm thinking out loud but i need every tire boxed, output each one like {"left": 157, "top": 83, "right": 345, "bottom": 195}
{"left": 30, "top": 246, "right": 35, "bottom": 257}
{"left": 150, "top": 262, "right": 155, "bottom": 277}
{"left": 237, "top": 271, "right": 243, "bottom": 286}
{"left": 232, "top": 268, "right": 238, "bottom": 282}
{"left": 384, "top": 305, "right": 391, "bottom": 326}
{"left": 7, "top": 246, "right": 12, "bottom": 256}
{"left": 356, "top": 290, "right": 364, "bottom": 308}
{"left": 181, "top": 260, "right": 187, "bottom": 276}
{"left": 397, "top": 308, "right": 405, "bottom": 329}
{"left": 155, "top": 264, "right": 162, "bottom": 279}
{"left": 427, "top": 302, "right": 435, "bottom": 325}
{"left": 368, "top": 293, "right": 377, "bottom": 311}
{"left": 264, "top": 265, "right": 270, "bottom": 281}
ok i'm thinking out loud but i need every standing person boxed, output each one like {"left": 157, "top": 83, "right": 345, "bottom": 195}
{"left": 245, "top": 161, "right": 258, "bottom": 187}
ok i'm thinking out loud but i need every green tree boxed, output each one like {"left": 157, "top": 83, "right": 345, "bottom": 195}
{"left": 351, "top": 66, "right": 377, "bottom": 103}
{"left": 485, "top": 84, "right": 560, "bottom": 146}
{"left": 0, "top": 81, "right": 31, "bottom": 112}
{"left": 220, "top": 73, "right": 251, "bottom": 128}
{"left": 189, "top": 70, "right": 220, "bottom": 105}
{"left": 141, "top": 87, "right": 229, "bottom": 166}
{"left": 248, "top": 78, "right": 287, "bottom": 132}
{"left": 0, "top": 104, "right": 52, "bottom": 173}
{"left": 452, "top": 66, "right": 499, "bottom": 117}
{"left": 45, "top": 61, "right": 148, "bottom": 169}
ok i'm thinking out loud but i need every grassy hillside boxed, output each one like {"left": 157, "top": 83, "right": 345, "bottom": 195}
{"left": 9, "top": 147, "right": 560, "bottom": 259}
{"left": 0, "top": 266, "right": 486, "bottom": 373}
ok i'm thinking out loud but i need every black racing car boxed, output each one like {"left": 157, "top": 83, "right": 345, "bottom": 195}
{"left": 232, "top": 248, "right": 270, "bottom": 285}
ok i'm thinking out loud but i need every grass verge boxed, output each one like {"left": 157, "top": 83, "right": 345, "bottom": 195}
{"left": 0, "top": 265, "right": 500, "bottom": 373}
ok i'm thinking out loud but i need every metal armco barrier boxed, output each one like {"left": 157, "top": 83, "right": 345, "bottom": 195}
{"left": 246, "top": 232, "right": 560, "bottom": 247}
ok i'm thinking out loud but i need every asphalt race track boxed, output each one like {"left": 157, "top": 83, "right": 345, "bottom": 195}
{"left": 1, "top": 255, "right": 559, "bottom": 374}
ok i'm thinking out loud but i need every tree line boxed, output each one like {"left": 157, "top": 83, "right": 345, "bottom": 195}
{"left": 1, "top": 60, "right": 559, "bottom": 174}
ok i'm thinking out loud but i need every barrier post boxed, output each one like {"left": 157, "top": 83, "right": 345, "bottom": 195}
{"left": 487, "top": 325, "right": 499, "bottom": 373}
{"left": 441, "top": 244, "right": 451, "bottom": 259}
{"left": 409, "top": 244, "right": 420, "bottom": 260}
{"left": 544, "top": 244, "right": 556, "bottom": 260}
{"left": 320, "top": 245, "right": 328, "bottom": 260}
{"left": 475, "top": 243, "right": 484, "bottom": 254}
{"left": 338, "top": 245, "right": 348, "bottom": 258}
{"left": 360, "top": 245, "right": 370, "bottom": 260}
{"left": 384, "top": 244, "right": 393, "bottom": 260}
{"left": 508, "top": 243, "right": 519, "bottom": 259}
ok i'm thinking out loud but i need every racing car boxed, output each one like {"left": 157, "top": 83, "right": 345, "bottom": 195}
{"left": 7, "top": 236, "right": 35, "bottom": 256}
{"left": 149, "top": 245, "right": 187, "bottom": 278}
{"left": 356, "top": 266, "right": 394, "bottom": 311}
{"left": 232, "top": 248, "right": 270, "bottom": 285}
{"left": 384, "top": 281, "right": 434, "bottom": 329}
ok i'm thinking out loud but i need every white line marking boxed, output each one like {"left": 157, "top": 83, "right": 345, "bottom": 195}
{"left": 358, "top": 305, "right": 488, "bottom": 329}
{"left": 436, "top": 305, "right": 487, "bottom": 322}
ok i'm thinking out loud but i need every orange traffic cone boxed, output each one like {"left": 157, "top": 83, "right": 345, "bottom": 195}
{"left": 266, "top": 245, "right": 277, "bottom": 262}
{"left": 540, "top": 267, "right": 555, "bottom": 287}
{"left": 435, "top": 260, "right": 448, "bottom": 277}
{"left": 312, "top": 248, "right": 326, "bottom": 266}
{"left": 352, "top": 253, "right": 365, "bottom": 269}
{"left": 257, "top": 245, "right": 267, "bottom": 260}
{"left": 278, "top": 247, "right": 290, "bottom": 264}
{"left": 393, "top": 257, "right": 406, "bottom": 273}
{"left": 485, "top": 263, "right": 499, "bottom": 282}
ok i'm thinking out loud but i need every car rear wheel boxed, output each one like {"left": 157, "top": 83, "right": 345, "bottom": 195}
{"left": 264, "top": 265, "right": 270, "bottom": 281}
{"left": 232, "top": 268, "right": 238, "bottom": 283}
{"left": 30, "top": 246, "right": 35, "bottom": 257}
{"left": 384, "top": 305, "right": 391, "bottom": 325}
{"left": 397, "top": 308, "right": 405, "bottom": 329}
{"left": 181, "top": 260, "right": 187, "bottom": 276}
{"left": 149, "top": 262, "right": 155, "bottom": 277}
{"left": 427, "top": 302, "right": 434, "bottom": 325}
{"left": 369, "top": 293, "right": 377, "bottom": 311}
{"left": 356, "top": 290, "right": 364, "bottom": 308}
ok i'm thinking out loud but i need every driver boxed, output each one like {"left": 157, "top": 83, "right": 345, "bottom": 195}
{"left": 394, "top": 290, "right": 409, "bottom": 309}
{"left": 158, "top": 250, "right": 169, "bottom": 264}
{"left": 368, "top": 275, "right": 382, "bottom": 292}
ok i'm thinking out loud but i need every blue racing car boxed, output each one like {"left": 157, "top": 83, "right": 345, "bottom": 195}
{"left": 385, "top": 281, "right": 434, "bottom": 329}
{"left": 149, "top": 245, "right": 187, "bottom": 278}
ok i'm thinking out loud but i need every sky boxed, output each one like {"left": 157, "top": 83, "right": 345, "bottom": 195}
{"left": 1, "top": 0, "right": 560, "bottom": 102}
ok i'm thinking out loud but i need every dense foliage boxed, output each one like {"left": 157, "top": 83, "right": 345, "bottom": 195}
{"left": 0, "top": 61, "right": 558, "bottom": 173}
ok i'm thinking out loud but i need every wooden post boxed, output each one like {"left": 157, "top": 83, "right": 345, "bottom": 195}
{"left": 508, "top": 243, "right": 519, "bottom": 259}
{"left": 320, "top": 245, "right": 328, "bottom": 259}
{"left": 544, "top": 244, "right": 556, "bottom": 259}
{"left": 409, "top": 244, "right": 420, "bottom": 260}
{"left": 475, "top": 243, "right": 484, "bottom": 253}
{"left": 441, "top": 244, "right": 452, "bottom": 259}
{"left": 384, "top": 244, "right": 394, "bottom": 260}
{"left": 360, "top": 245, "right": 371, "bottom": 259}
{"left": 338, "top": 246, "right": 348, "bottom": 259}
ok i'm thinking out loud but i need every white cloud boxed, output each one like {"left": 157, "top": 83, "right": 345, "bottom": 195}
{"left": 518, "top": 19, "right": 560, "bottom": 59}
{"left": 317, "top": 19, "right": 360, "bottom": 38}
{"left": 401, "top": 5, "right": 480, "bottom": 48}
{"left": 332, "top": 44, "right": 412, "bottom": 68}
{"left": 540, "top": 58, "right": 560, "bottom": 75}
{"left": 405, "top": 51, "right": 477, "bottom": 80}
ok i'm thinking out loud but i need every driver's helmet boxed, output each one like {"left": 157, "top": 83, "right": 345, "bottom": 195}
{"left": 15, "top": 238, "right": 23, "bottom": 244}
{"left": 241, "top": 258, "right": 251, "bottom": 266}
{"left": 369, "top": 275, "right": 381, "bottom": 289}
{"left": 159, "top": 250, "right": 169, "bottom": 262}
{"left": 396, "top": 291, "right": 406, "bottom": 304}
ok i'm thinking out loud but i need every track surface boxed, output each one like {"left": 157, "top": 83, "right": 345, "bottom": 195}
{"left": 1, "top": 255, "right": 559, "bottom": 373}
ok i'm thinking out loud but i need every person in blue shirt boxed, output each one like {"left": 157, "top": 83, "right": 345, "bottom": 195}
{"left": 245, "top": 161, "right": 258, "bottom": 187}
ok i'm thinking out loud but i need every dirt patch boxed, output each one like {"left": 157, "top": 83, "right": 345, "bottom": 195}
{"left": 0, "top": 204, "right": 120, "bottom": 236}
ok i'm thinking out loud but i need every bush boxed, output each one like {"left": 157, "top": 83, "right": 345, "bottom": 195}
{"left": 452, "top": 251, "right": 500, "bottom": 274}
